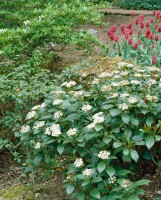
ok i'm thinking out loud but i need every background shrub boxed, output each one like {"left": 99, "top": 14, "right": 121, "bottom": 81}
{"left": 113, "top": 0, "right": 161, "bottom": 10}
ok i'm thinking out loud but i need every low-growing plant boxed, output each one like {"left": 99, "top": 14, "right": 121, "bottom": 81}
{"left": 107, "top": 11, "right": 161, "bottom": 67}
{"left": 18, "top": 60, "right": 161, "bottom": 199}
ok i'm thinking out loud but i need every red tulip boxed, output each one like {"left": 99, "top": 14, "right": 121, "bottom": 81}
{"left": 138, "top": 29, "right": 142, "bottom": 35}
{"left": 114, "top": 35, "right": 119, "bottom": 42}
{"left": 149, "top": 34, "right": 153, "bottom": 40}
{"left": 149, "top": 18, "right": 153, "bottom": 23}
{"left": 109, "top": 34, "right": 115, "bottom": 40}
{"left": 145, "top": 21, "right": 150, "bottom": 27}
{"left": 128, "top": 37, "right": 133, "bottom": 45}
{"left": 133, "top": 42, "right": 138, "bottom": 49}
{"left": 140, "top": 23, "right": 144, "bottom": 29}
{"left": 110, "top": 25, "right": 117, "bottom": 33}
{"left": 152, "top": 55, "right": 157, "bottom": 65}
{"left": 135, "top": 19, "right": 139, "bottom": 25}
{"left": 158, "top": 26, "right": 161, "bottom": 32}
{"left": 152, "top": 44, "right": 155, "bottom": 48}
{"left": 152, "top": 11, "right": 156, "bottom": 16}
{"left": 131, "top": 12, "right": 135, "bottom": 17}
{"left": 154, "top": 34, "right": 159, "bottom": 41}
{"left": 155, "top": 24, "right": 159, "bottom": 30}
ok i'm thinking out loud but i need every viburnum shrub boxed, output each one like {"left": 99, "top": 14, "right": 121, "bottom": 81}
{"left": 107, "top": 11, "right": 161, "bottom": 67}
{"left": 19, "top": 60, "right": 161, "bottom": 199}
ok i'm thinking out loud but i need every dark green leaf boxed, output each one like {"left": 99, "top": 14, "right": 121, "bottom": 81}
{"left": 90, "top": 188, "right": 100, "bottom": 199}
{"left": 145, "top": 136, "right": 155, "bottom": 149}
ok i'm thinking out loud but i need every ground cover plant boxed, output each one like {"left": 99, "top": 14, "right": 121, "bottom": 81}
{"left": 107, "top": 11, "right": 161, "bottom": 67}
{"left": 18, "top": 58, "right": 161, "bottom": 199}
{"left": 0, "top": 0, "right": 105, "bottom": 156}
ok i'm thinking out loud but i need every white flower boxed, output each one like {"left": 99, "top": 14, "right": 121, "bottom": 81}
{"left": 45, "top": 127, "right": 50, "bottom": 135}
{"left": 148, "top": 66, "right": 161, "bottom": 72}
{"left": 111, "top": 82, "right": 120, "bottom": 87}
{"left": 82, "top": 169, "right": 93, "bottom": 176}
{"left": 20, "top": 125, "right": 30, "bottom": 133}
{"left": 67, "top": 128, "right": 78, "bottom": 136}
{"left": 146, "top": 95, "right": 158, "bottom": 101}
{"left": 120, "top": 71, "right": 128, "bottom": 76}
{"left": 113, "top": 70, "right": 120, "bottom": 74}
{"left": 87, "top": 123, "right": 96, "bottom": 129}
{"left": 61, "top": 81, "right": 76, "bottom": 88}
{"left": 35, "top": 142, "right": 41, "bottom": 149}
{"left": 131, "top": 80, "right": 140, "bottom": 85}
{"left": 121, "top": 179, "right": 131, "bottom": 189}
{"left": 93, "top": 112, "right": 104, "bottom": 124}
{"left": 69, "top": 91, "right": 84, "bottom": 97}
{"left": 53, "top": 99, "right": 63, "bottom": 105}
{"left": 99, "top": 72, "right": 113, "bottom": 78}
{"left": 92, "top": 79, "right": 100, "bottom": 84}
{"left": 147, "top": 79, "right": 156, "bottom": 85}
{"left": 54, "top": 111, "right": 63, "bottom": 119}
{"left": 119, "top": 80, "right": 129, "bottom": 86}
{"left": 119, "top": 103, "right": 128, "bottom": 111}
{"left": 32, "top": 105, "right": 41, "bottom": 110}
{"left": 113, "top": 75, "right": 121, "bottom": 79}
{"left": 33, "top": 121, "right": 45, "bottom": 129}
{"left": 108, "top": 176, "right": 117, "bottom": 184}
{"left": 126, "top": 63, "right": 134, "bottom": 68}
{"left": 117, "top": 62, "right": 127, "bottom": 67}
{"left": 135, "top": 69, "right": 145, "bottom": 73}
{"left": 45, "top": 124, "right": 62, "bottom": 137}
{"left": 41, "top": 102, "right": 46, "bottom": 108}
{"left": 98, "top": 151, "right": 110, "bottom": 160}
{"left": 128, "top": 97, "right": 138, "bottom": 104}
{"left": 101, "top": 85, "right": 112, "bottom": 92}
{"left": 120, "top": 93, "right": 129, "bottom": 98}
{"left": 82, "top": 104, "right": 92, "bottom": 112}
{"left": 26, "top": 111, "right": 36, "bottom": 119}
{"left": 74, "top": 158, "right": 83, "bottom": 167}
{"left": 110, "top": 93, "right": 118, "bottom": 98}
{"left": 53, "top": 90, "right": 66, "bottom": 95}
{"left": 134, "top": 73, "right": 142, "bottom": 77}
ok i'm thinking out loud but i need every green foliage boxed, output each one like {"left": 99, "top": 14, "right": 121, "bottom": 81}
{"left": 0, "top": 0, "right": 104, "bottom": 154}
{"left": 19, "top": 60, "right": 161, "bottom": 199}
{"left": 113, "top": 0, "right": 161, "bottom": 10}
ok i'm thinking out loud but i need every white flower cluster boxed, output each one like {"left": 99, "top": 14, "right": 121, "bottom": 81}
{"left": 41, "top": 102, "right": 46, "bottom": 108}
{"left": 134, "top": 73, "right": 142, "bottom": 77}
{"left": 120, "top": 71, "right": 128, "bottom": 76}
{"left": 146, "top": 95, "right": 158, "bottom": 101}
{"left": 35, "top": 142, "right": 41, "bottom": 149}
{"left": 99, "top": 72, "right": 113, "bottom": 78}
{"left": 69, "top": 91, "right": 84, "bottom": 97}
{"left": 131, "top": 80, "right": 140, "bottom": 85}
{"left": 108, "top": 176, "right": 117, "bottom": 184}
{"left": 120, "top": 93, "right": 129, "bottom": 98}
{"left": 74, "top": 158, "right": 83, "bottom": 167}
{"left": 93, "top": 112, "right": 104, "bottom": 124}
{"left": 32, "top": 105, "right": 41, "bottom": 110}
{"left": 128, "top": 97, "right": 138, "bottom": 104}
{"left": 92, "top": 79, "right": 100, "bottom": 84}
{"left": 23, "top": 20, "right": 31, "bottom": 26}
{"left": 53, "top": 90, "right": 66, "bottom": 95}
{"left": 147, "top": 79, "right": 156, "bottom": 85}
{"left": 121, "top": 179, "right": 131, "bottom": 189}
{"left": 53, "top": 99, "right": 63, "bottom": 105}
{"left": 117, "top": 62, "right": 134, "bottom": 68}
{"left": 87, "top": 122, "right": 96, "bottom": 129}
{"left": 82, "top": 169, "right": 93, "bottom": 176}
{"left": 98, "top": 150, "right": 110, "bottom": 160}
{"left": 119, "top": 80, "right": 129, "bottom": 86}
{"left": 148, "top": 66, "right": 161, "bottom": 72}
{"left": 54, "top": 111, "right": 63, "bottom": 119}
{"left": 113, "top": 75, "right": 121, "bottom": 79}
{"left": 119, "top": 103, "right": 128, "bottom": 111}
{"left": 61, "top": 81, "right": 76, "bottom": 88}
{"left": 101, "top": 85, "right": 112, "bottom": 92}
{"left": 33, "top": 121, "right": 45, "bottom": 129}
{"left": 45, "top": 124, "right": 62, "bottom": 137}
{"left": 26, "top": 111, "right": 36, "bottom": 120}
{"left": 111, "top": 82, "right": 120, "bottom": 87}
{"left": 20, "top": 125, "right": 30, "bottom": 133}
{"left": 67, "top": 128, "right": 78, "bottom": 136}
{"left": 82, "top": 104, "right": 92, "bottom": 112}
{"left": 110, "top": 93, "right": 118, "bottom": 98}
